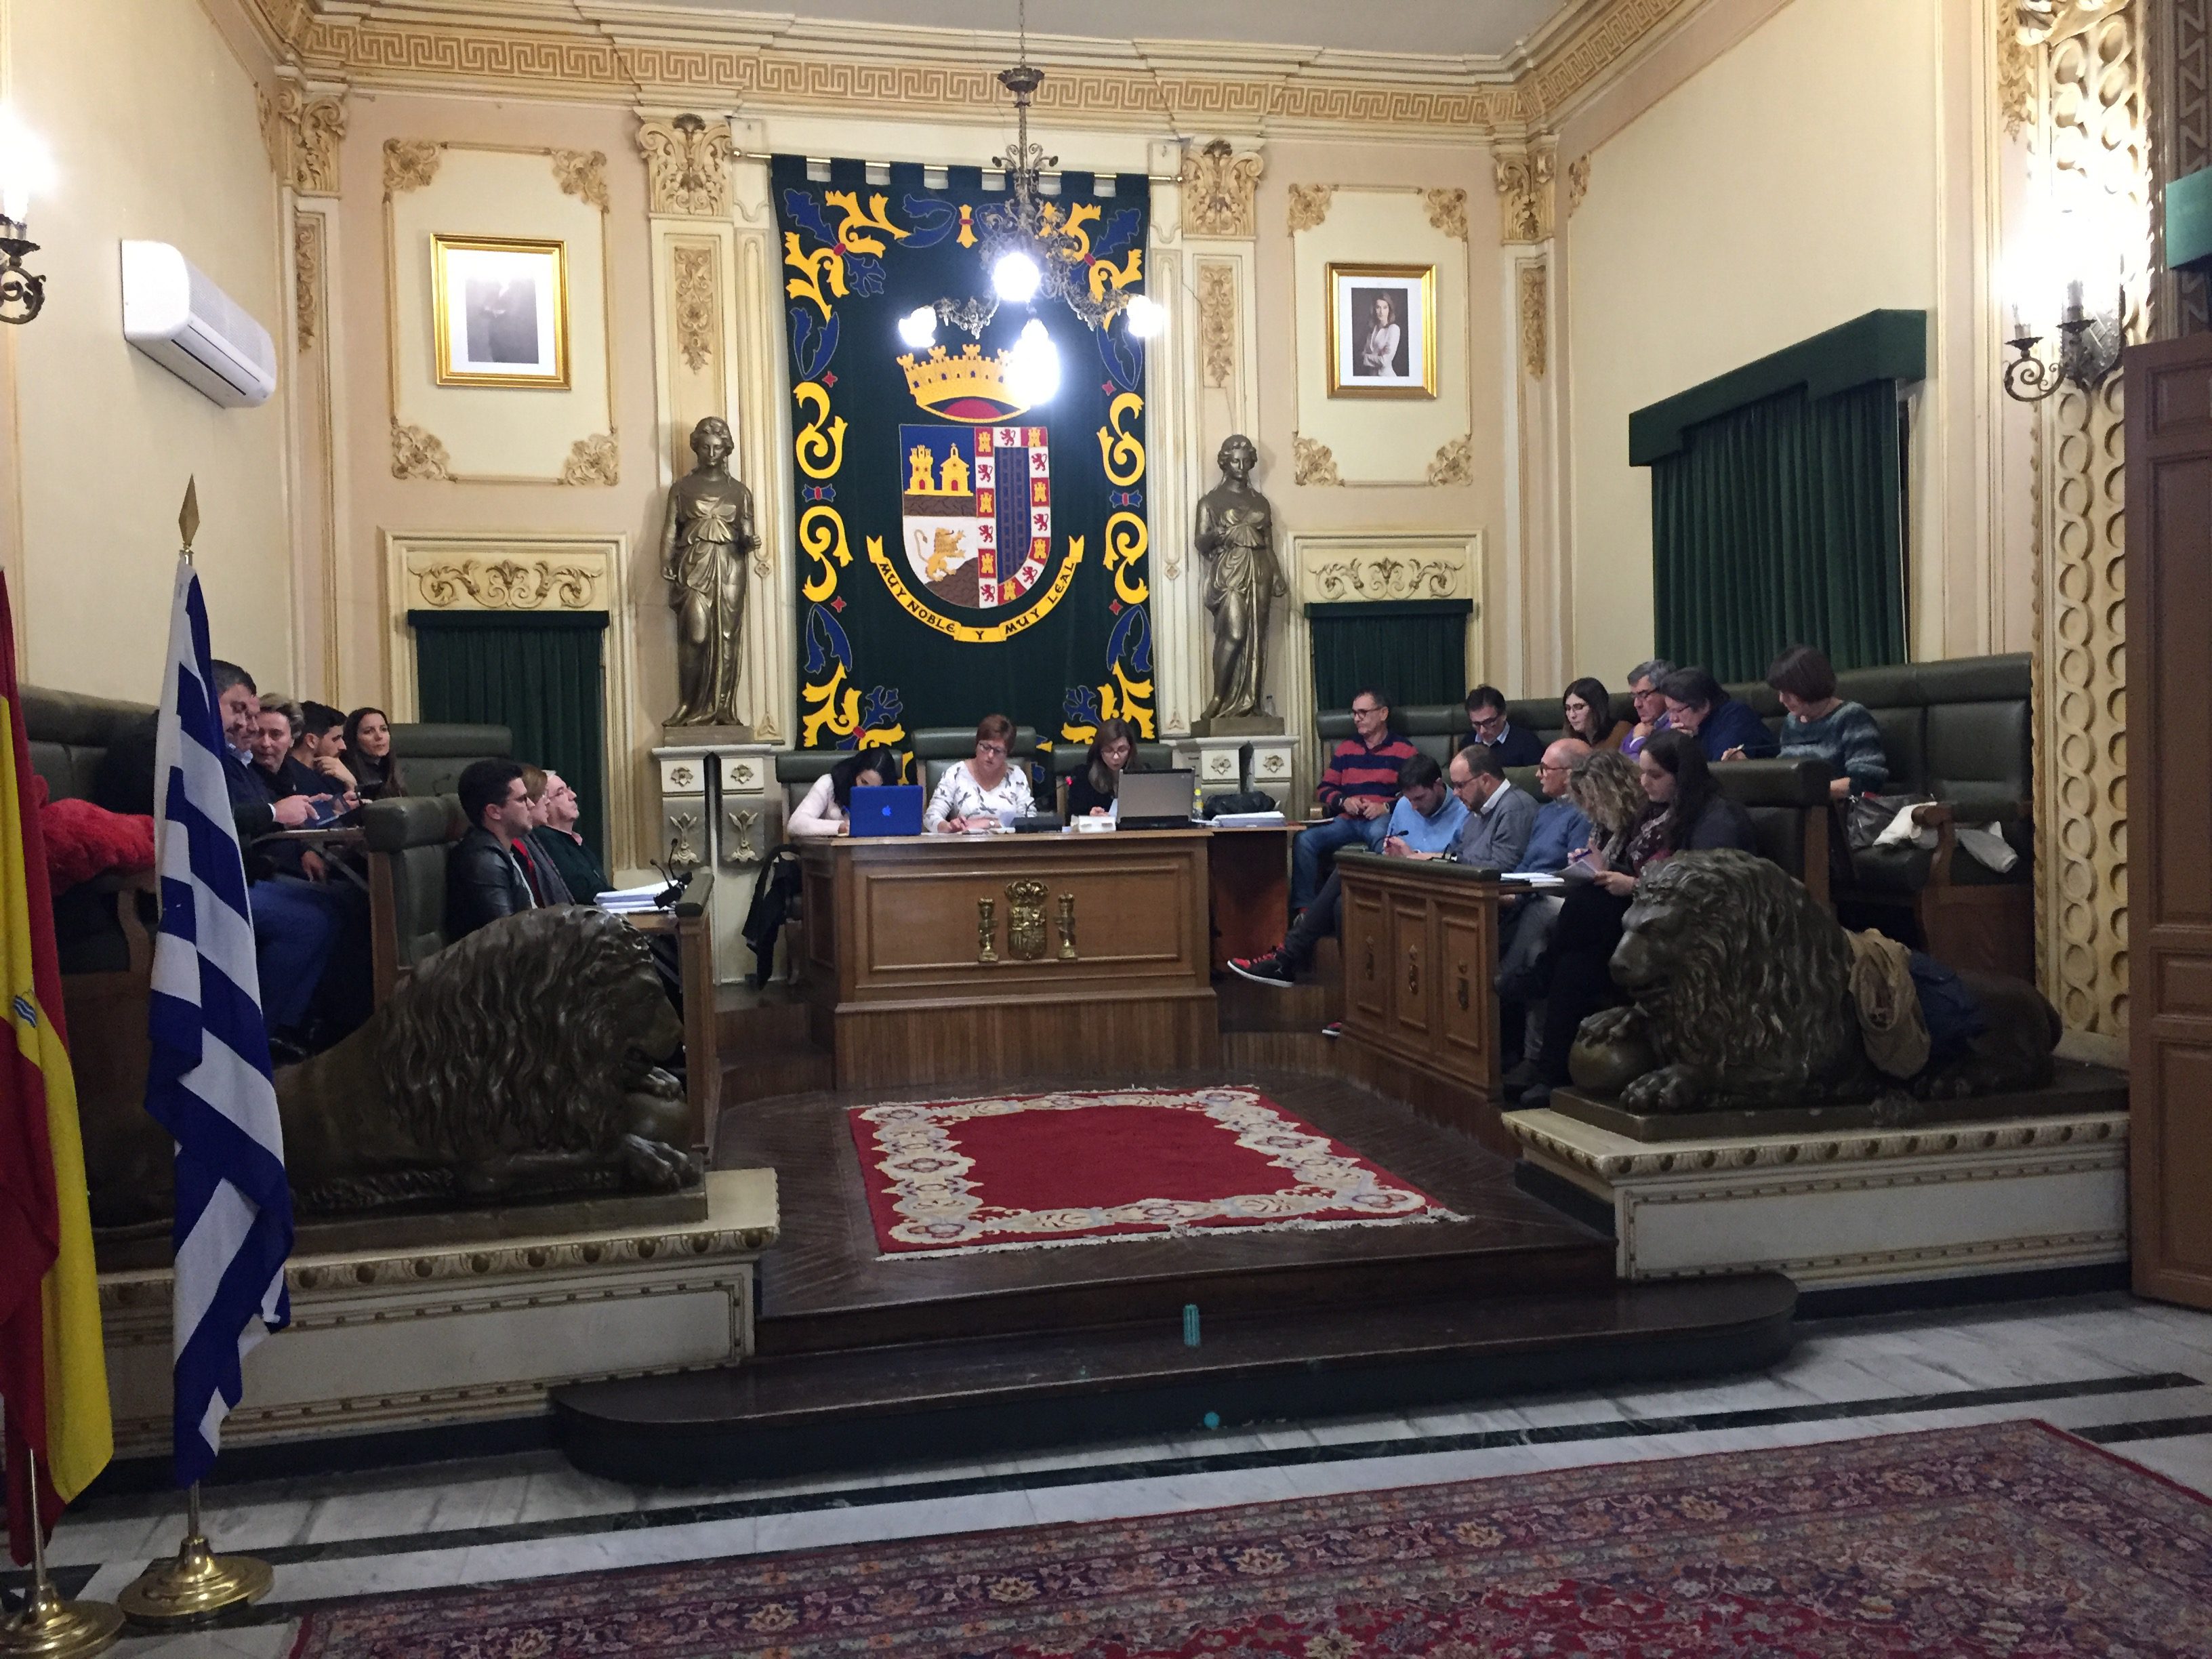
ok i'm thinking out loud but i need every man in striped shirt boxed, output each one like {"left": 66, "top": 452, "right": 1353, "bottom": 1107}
{"left": 1292, "top": 686, "right": 1418, "bottom": 911}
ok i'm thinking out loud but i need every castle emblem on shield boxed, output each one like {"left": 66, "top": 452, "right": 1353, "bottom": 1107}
{"left": 899, "top": 423, "right": 1052, "bottom": 612}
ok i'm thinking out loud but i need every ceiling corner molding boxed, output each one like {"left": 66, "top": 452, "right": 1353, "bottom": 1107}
{"left": 237, "top": 0, "right": 1706, "bottom": 141}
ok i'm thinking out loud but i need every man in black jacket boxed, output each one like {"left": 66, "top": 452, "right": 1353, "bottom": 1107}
{"left": 448, "top": 759, "right": 537, "bottom": 939}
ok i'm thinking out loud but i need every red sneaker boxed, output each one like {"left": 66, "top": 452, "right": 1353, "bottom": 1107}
{"left": 1227, "top": 951, "right": 1296, "bottom": 987}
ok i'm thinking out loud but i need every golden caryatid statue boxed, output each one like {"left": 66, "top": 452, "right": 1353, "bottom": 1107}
{"left": 661, "top": 416, "right": 759, "bottom": 728}
{"left": 1194, "top": 434, "right": 1287, "bottom": 730}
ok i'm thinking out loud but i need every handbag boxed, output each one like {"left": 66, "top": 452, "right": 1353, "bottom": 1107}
{"left": 1842, "top": 791, "right": 1933, "bottom": 853}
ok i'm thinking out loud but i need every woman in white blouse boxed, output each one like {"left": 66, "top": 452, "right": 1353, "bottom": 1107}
{"left": 787, "top": 746, "right": 899, "bottom": 836}
{"left": 925, "top": 714, "right": 1034, "bottom": 832}
{"left": 1359, "top": 293, "right": 1402, "bottom": 378}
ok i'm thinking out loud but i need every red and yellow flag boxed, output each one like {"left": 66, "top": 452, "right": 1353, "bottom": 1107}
{"left": 0, "top": 574, "right": 111, "bottom": 1563}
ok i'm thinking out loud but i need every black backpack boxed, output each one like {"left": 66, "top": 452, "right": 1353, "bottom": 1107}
{"left": 740, "top": 844, "right": 804, "bottom": 986}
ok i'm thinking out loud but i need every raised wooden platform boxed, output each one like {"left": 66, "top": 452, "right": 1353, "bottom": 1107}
{"left": 554, "top": 1071, "right": 1796, "bottom": 1485}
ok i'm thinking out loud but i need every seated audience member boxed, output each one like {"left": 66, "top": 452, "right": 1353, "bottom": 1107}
{"left": 447, "top": 759, "right": 538, "bottom": 939}
{"left": 1759, "top": 643, "right": 1888, "bottom": 798}
{"left": 1525, "top": 731, "right": 1755, "bottom": 1102}
{"left": 1497, "top": 743, "right": 1620, "bottom": 1085}
{"left": 789, "top": 746, "right": 900, "bottom": 837}
{"left": 1659, "top": 666, "right": 1778, "bottom": 762}
{"left": 1294, "top": 687, "right": 1416, "bottom": 911}
{"left": 209, "top": 661, "right": 344, "bottom": 1048}
{"left": 925, "top": 714, "right": 1035, "bottom": 832}
{"left": 1561, "top": 678, "right": 1630, "bottom": 751}
{"left": 293, "top": 699, "right": 356, "bottom": 791}
{"left": 1437, "top": 743, "right": 1538, "bottom": 868}
{"left": 247, "top": 700, "right": 340, "bottom": 881}
{"left": 342, "top": 706, "right": 407, "bottom": 800}
{"left": 1067, "top": 718, "right": 1136, "bottom": 817}
{"left": 1517, "top": 739, "right": 1595, "bottom": 873}
{"left": 1230, "top": 756, "right": 1465, "bottom": 988}
{"left": 1620, "top": 658, "right": 1675, "bottom": 757}
{"left": 513, "top": 766, "right": 574, "bottom": 905}
{"left": 1457, "top": 684, "right": 1544, "bottom": 768}
{"left": 529, "top": 769, "right": 609, "bottom": 898}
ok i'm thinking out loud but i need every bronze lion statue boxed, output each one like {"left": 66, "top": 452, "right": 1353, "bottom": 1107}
{"left": 1568, "top": 849, "right": 2059, "bottom": 1115}
{"left": 85, "top": 907, "right": 698, "bottom": 1226}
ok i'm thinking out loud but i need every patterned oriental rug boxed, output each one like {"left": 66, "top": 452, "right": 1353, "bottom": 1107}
{"left": 286, "top": 1422, "right": 2212, "bottom": 1657}
{"left": 844, "top": 1085, "right": 1451, "bottom": 1256}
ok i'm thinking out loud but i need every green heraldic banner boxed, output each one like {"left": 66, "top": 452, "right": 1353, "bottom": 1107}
{"left": 771, "top": 157, "right": 1153, "bottom": 758}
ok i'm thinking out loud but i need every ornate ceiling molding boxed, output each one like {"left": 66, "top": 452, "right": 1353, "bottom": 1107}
{"left": 1494, "top": 140, "right": 1557, "bottom": 243}
{"left": 226, "top": 0, "right": 1702, "bottom": 141}
{"left": 1181, "top": 139, "right": 1265, "bottom": 239}
{"left": 638, "top": 113, "right": 737, "bottom": 218}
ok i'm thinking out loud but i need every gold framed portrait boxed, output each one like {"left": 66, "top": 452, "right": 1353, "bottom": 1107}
{"left": 430, "top": 234, "right": 571, "bottom": 389}
{"left": 1326, "top": 262, "right": 1437, "bottom": 399}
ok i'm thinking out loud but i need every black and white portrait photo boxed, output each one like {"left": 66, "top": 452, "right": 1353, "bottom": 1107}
{"left": 1328, "top": 264, "right": 1436, "bottom": 399}
{"left": 433, "top": 236, "right": 571, "bottom": 388}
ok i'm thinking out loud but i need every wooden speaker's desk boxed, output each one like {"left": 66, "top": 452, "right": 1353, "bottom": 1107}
{"left": 1332, "top": 852, "right": 1508, "bottom": 1152}
{"left": 797, "top": 828, "right": 1221, "bottom": 1088}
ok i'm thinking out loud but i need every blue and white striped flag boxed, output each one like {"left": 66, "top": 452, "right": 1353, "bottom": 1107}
{"left": 144, "top": 557, "right": 292, "bottom": 1486}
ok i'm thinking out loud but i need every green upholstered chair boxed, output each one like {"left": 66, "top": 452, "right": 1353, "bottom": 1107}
{"left": 386, "top": 721, "right": 514, "bottom": 799}
{"left": 363, "top": 794, "right": 466, "bottom": 1003}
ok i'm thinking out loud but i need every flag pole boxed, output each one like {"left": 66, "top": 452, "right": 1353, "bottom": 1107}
{"left": 115, "top": 478, "right": 276, "bottom": 1626}
{"left": 0, "top": 1449, "right": 123, "bottom": 1658}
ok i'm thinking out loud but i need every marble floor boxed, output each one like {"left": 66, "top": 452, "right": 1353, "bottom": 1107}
{"left": 16, "top": 1292, "right": 2212, "bottom": 1657}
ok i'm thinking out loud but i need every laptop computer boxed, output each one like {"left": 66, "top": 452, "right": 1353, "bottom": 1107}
{"left": 847, "top": 783, "right": 924, "bottom": 837}
{"left": 1117, "top": 768, "right": 1195, "bottom": 831}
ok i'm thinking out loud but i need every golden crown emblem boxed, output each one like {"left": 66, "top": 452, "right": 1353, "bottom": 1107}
{"left": 897, "top": 342, "right": 1027, "bottom": 423}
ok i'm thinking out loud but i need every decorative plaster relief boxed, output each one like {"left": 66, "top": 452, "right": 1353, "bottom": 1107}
{"left": 1292, "top": 435, "right": 1342, "bottom": 486}
{"left": 1565, "top": 155, "right": 1591, "bottom": 217}
{"left": 383, "top": 138, "right": 443, "bottom": 197}
{"left": 411, "top": 558, "right": 600, "bottom": 611}
{"left": 673, "top": 244, "right": 718, "bottom": 373}
{"left": 1494, "top": 142, "right": 1557, "bottom": 243}
{"left": 1286, "top": 184, "right": 1336, "bottom": 232}
{"left": 267, "top": 84, "right": 346, "bottom": 195}
{"left": 1422, "top": 188, "right": 1469, "bottom": 240}
{"left": 560, "top": 434, "right": 621, "bottom": 487}
{"left": 1197, "top": 263, "right": 1237, "bottom": 390}
{"left": 552, "top": 148, "right": 611, "bottom": 211}
{"left": 391, "top": 422, "right": 452, "bottom": 480}
{"left": 1427, "top": 434, "right": 1473, "bottom": 486}
{"left": 1181, "top": 139, "right": 1264, "bottom": 239}
{"left": 294, "top": 215, "right": 322, "bottom": 352}
{"left": 1519, "top": 264, "right": 1548, "bottom": 379}
{"left": 638, "top": 113, "right": 739, "bottom": 218}
{"left": 1309, "top": 555, "right": 1465, "bottom": 601}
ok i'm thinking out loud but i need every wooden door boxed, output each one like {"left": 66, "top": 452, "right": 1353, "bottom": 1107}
{"left": 2127, "top": 333, "right": 2212, "bottom": 1309}
{"left": 1387, "top": 896, "right": 1434, "bottom": 1044}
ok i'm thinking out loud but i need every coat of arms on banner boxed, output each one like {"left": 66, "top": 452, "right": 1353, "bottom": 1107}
{"left": 899, "top": 423, "right": 1052, "bottom": 612}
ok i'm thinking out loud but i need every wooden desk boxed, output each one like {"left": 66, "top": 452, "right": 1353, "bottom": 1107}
{"left": 798, "top": 830, "right": 1218, "bottom": 1088}
{"left": 621, "top": 870, "right": 722, "bottom": 1155}
{"left": 1332, "top": 852, "right": 1508, "bottom": 1153}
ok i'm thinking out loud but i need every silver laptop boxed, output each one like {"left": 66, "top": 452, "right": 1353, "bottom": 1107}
{"left": 1117, "top": 768, "right": 1194, "bottom": 830}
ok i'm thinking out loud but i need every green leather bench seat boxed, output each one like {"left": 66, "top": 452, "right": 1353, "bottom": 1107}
{"left": 363, "top": 795, "right": 465, "bottom": 981}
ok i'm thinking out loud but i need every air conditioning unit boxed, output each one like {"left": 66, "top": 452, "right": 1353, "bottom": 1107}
{"left": 121, "top": 240, "right": 276, "bottom": 409}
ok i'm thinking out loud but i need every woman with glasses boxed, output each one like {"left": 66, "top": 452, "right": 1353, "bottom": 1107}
{"left": 1561, "top": 676, "right": 1630, "bottom": 751}
{"left": 925, "top": 714, "right": 1035, "bottom": 832}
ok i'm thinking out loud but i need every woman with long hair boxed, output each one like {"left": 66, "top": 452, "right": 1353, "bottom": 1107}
{"left": 1561, "top": 676, "right": 1629, "bottom": 751}
{"left": 1067, "top": 718, "right": 1136, "bottom": 817}
{"left": 1529, "top": 731, "right": 1755, "bottom": 1101}
{"left": 342, "top": 707, "right": 407, "bottom": 799}
{"left": 788, "top": 746, "right": 901, "bottom": 837}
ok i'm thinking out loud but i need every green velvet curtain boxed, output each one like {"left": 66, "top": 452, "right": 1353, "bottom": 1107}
{"left": 1652, "top": 379, "right": 1907, "bottom": 682}
{"left": 408, "top": 611, "right": 609, "bottom": 861}
{"left": 1307, "top": 600, "right": 1472, "bottom": 711}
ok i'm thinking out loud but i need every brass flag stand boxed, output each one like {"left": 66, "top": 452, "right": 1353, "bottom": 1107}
{"left": 115, "top": 1484, "right": 272, "bottom": 1624}
{"left": 0, "top": 1450, "right": 123, "bottom": 1659}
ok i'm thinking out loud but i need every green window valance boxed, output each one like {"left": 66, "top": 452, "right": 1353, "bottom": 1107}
{"left": 1305, "top": 600, "right": 1472, "bottom": 711}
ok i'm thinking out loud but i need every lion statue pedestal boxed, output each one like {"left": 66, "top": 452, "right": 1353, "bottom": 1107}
{"left": 1506, "top": 851, "right": 2128, "bottom": 1291}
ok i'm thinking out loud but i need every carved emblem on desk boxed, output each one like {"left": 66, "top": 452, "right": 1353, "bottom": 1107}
{"left": 1056, "top": 892, "right": 1078, "bottom": 960}
{"left": 1407, "top": 945, "right": 1420, "bottom": 998}
{"left": 977, "top": 897, "right": 998, "bottom": 963}
{"left": 1456, "top": 959, "right": 1470, "bottom": 1010}
{"left": 1006, "top": 879, "right": 1049, "bottom": 961}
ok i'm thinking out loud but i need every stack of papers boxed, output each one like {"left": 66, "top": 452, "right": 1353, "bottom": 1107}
{"left": 1209, "top": 811, "right": 1287, "bottom": 827}
{"left": 596, "top": 882, "right": 673, "bottom": 913}
{"left": 1499, "top": 871, "right": 1567, "bottom": 889}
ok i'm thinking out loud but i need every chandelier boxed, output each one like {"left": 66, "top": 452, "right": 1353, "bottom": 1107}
{"left": 896, "top": 0, "right": 1162, "bottom": 399}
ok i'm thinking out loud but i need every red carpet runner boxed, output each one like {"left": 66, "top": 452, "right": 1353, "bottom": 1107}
{"left": 287, "top": 1422, "right": 2212, "bottom": 1656}
{"left": 845, "top": 1084, "right": 1450, "bottom": 1257}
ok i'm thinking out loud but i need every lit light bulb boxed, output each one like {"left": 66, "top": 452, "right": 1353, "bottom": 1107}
{"left": 992, "top": 251, "right": 1042, "bottom": 303}
{"left": 897, "top": 305, "right": 938, "bottom": 349}
{"left": 1123, "top": 294, "right": 1166, "bottom": 339}
{"left": 1004, "top": 317, "right": 1061, "bottom": 405}
{"left": 0, "top": 104, "right": 54, "bottom": 228}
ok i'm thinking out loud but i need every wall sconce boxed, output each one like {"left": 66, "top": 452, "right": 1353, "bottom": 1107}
{"left": 2003, "top": 281, "right": 2123, "bottom": 403}
{"left": 0, "top": 106, "right": 53, "bottom": 326}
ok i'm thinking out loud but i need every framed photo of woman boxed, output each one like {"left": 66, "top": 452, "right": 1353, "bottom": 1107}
{"left": 1326, "top": 263, "right": 1436, "bottom": 399}
{"left": 430, "top": 234, "right": 571, "bottom": 388}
